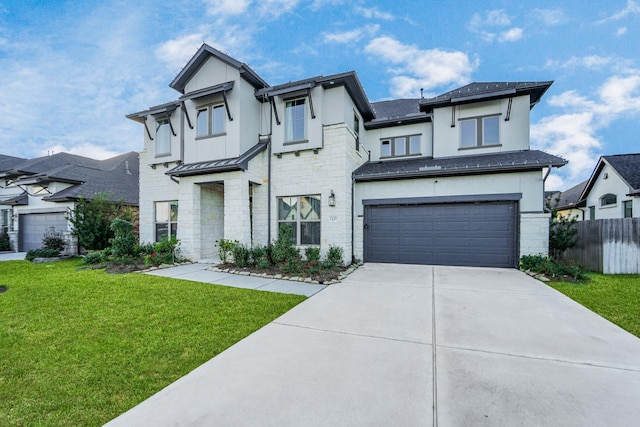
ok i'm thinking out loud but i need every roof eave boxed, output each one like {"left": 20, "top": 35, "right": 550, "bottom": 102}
{"left": 364, "top": 114, "right": 432, "bottom": 130}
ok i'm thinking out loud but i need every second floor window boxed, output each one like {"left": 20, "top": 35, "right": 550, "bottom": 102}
{"left": 197, "top": 104, "right": 225, "bottom": 137}
{"left": 285, "top": 99, "right": 306, "bottom": 142}
{"left": 156, "top": 119, "right": 171, "bottom": 155}
{"left": 460, "top": 115, "right": 500, "bottom": 148}
{"left": 381, "top": 135, "right": 421, "bottom": 158}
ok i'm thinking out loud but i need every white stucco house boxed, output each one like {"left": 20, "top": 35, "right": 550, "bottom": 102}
{"left": 579, "top": 154, "right": 640, "bottom": 220}
{"left": 0, "top": 152, "right": 139, "bottom": 253}
{"left": 127, "top": 44, "right": 566, "bottom": 268}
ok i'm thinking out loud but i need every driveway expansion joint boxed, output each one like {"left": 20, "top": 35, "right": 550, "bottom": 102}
{"left": 436, "top": 344, "right": 640, "bottom": 373}
{"left": 271, "top": 321, "right": 432, "bottom": 346}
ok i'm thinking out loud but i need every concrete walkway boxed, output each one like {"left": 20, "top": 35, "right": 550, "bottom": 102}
{"left": 104, "top": 263, "right": 640, "bottom": 426}
{"left": 144, "top": 263, "right": 326, "bottom": 297}
{"left": 0, "top": 252, "right": 26, "bottom": 261}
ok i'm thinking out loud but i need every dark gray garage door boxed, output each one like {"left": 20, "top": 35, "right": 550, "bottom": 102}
{"left": 364, "top": 201, "right": 517, "bottom": 268}
{"left": 19, "top": 213, "right": 68, "bottom": 251}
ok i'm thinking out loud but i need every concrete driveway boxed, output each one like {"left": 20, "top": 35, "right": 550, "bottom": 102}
{"left": 106, "top": 263, "right": 640, "bottom": 426}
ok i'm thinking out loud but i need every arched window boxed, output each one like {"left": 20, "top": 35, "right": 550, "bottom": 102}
{"left": 600, "top": 193, "right": 617, "bottom": 206}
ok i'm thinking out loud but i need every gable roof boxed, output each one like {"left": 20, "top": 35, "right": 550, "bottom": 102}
{"left": 549, "top": 180, "right": 588, "bottom": 210}
{"left": 256, "top": 71, "right": 376, "bottom": 121}
{"left": 419, "top": 81, "right": 553, "bottom": 112}
{"left": 0, "top": 152, "right": 139, "bottom": 205}
{"left": 580, "top": 153, "right": 640, "bottom": 199}
{"left": 0, "top": 154, "right": 26, "bottom": 171}
{"left": 354, "top": 150, "right": 567, "bottom": 182}
{"left": 170, "top": 43, "right": 268, "bottom": 93}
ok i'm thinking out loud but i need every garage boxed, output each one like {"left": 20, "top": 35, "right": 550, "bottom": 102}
{"left": 364, "top": 198, "right": 518, "bottom": 268}
{"left": 18, "top": 212, "right": 68, "bottom": 252}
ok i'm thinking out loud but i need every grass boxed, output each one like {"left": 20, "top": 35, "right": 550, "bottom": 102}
{"left": 548, "top": 273, "right": 640, "bottom": 338}
{"left": 0, "top": 259, "right": 306, "bottom": 426}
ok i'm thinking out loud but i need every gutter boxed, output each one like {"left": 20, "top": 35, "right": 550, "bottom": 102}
{"left": 542, "top": 164, "right": 552, "bottom": 213}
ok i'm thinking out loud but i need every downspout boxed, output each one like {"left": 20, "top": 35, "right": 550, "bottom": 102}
{"left": 542, "top": 164, "right": 552, "bottom": 212}
{"left": 267, "top": 95, "right": 273, "bottom": 244}
{"left": 351, "top": 173, "right": 355, "bottom": 264}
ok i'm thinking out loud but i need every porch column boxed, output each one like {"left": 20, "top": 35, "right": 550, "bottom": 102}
{"left": 223, "top": 178, "right": 251, "bottom": 245}
{"left": 178, "top": 180, "right": 202, "bottom": 261}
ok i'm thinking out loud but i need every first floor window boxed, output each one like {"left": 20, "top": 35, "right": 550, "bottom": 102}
{"left": 0, "top": 209, "right": 9, "bottom": 233}
{"left": 380, "top": 135, "right": 421, "bottom": 158}
{"left": 589, "top": 206, "right": 595, "bottom": 220}
{"left": 600, "top": 193, "right": 617, "bottom": 207}
{"left": 623, "top": 200, "right": 633, "bottom": 218}
{"left": 278, "top": 195, "right": 320, "bottom": 245}
{"left": 285, "top": 98, "right": 306, "bottom": 141}
{"left": 460, "top": 115, "right": 500, "bottom": 148}
{"left": 156, "top": 119, "right": 171, "bottom": 155}
{"left": 155, "top": 201, "right": 178, "bottom": 242}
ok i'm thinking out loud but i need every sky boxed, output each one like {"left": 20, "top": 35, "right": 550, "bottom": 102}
{"left": 1, "top": 0, "right": 639, "bottom": 191}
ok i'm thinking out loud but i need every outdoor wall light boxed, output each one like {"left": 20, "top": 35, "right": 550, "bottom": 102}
{"left": 328, "top": 190, "right": 336, "bottom": 207}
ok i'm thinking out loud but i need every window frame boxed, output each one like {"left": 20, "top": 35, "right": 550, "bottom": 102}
{"left": 196, "top": 104, "right": 226, "bottom": 139}
{"left": 459, "top": 114, "right": 501, "bottom": 149}
{"left": 285, "top": 98, "right": 307, "bottom": 143}
{"left": 354, "top": 112, "right": 360, "bottom": 151}
{"left": 623, "top": 200, "right": 633, "bottom": 218}
{"left": 277, "top": 195, "right": 321, "bottom": 246}
{"left": 380, "top": 135, "right": 422, "bottom": 158}
{"left": 600, "top": 193, "right": 617, "bottom": 207}
{"left": 154, "top": 201, "right": 178, "bottom": 242}
{"left": 589, "top": 206, "right": 596, "bottom": 220}
{"left": 155, "top": 119, "right": 171, "bottom": 156}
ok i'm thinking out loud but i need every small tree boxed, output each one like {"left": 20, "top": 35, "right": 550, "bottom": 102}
{"left": 547, "top": 196, "right": 579, "bottom": 260}
{"left": 70, "top": 194, "right": 133, "bottom": 251}
{"left": 0, "top": 230, "right": 10, "bottom": 251}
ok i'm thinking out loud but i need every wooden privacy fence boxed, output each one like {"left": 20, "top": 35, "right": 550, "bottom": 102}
{"left": 561, "top": 218, "right": 640, "bottom": 274}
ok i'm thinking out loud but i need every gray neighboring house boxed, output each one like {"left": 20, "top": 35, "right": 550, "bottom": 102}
{"left": 549, "top": 180, "right": 588, "bottom": 220}
{"left": 0, "top": 151, "right": 139, "bottom": 253}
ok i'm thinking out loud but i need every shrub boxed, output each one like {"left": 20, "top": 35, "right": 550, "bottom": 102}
{"left": 251, "top": 245, "right": 270, "bottom": 268}
{"left": 326, "top": 245, "right": 344, "bottom": 268}
{"left": 271, "top": 224, "right": 299, "bottom": 264}
{"left": 83, "top": 251, "right": 105, "bottom": 265}
{"left": 42, "top": 228, "right": 66, "bottom": 251}
{"left": 519, "top": 254, "right": 588, "bottom": 281}
{"left": 217, "top": 239, "right": 237, "bottom": 264}
{"left": 26, "top": 248, "right": 60, "bottom": 261}
{"left": 0, "top": 230, "right": 10, "bottom": 251}
{"left": 145, "top": 238, "right": 180, "bottom": 265}
{"left": 305, "top": 247, "right": 321, "bottom": 262}
{"left": 109, "top": 219, "right": 138, "bottom": 258}
{"left": 69, "top": 194, "right": 135, "bottom": 251}
{"left": 232, "top": 243, "right": 251, "bottom": 268}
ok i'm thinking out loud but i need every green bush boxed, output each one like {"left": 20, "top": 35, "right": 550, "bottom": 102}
{"left": 232, "top": 243, "right": 251, "bottom": 268}
{"left": 109, "top": 219, "right": 138, "bottom": 258}
{"left": 217, "top": 239, "right": 237, "bottom": 264}
{"left": 83, "top": 251, "right": 105, "bottom": 265}
{"left": 326, "top": 245, "right": 344, "bottom": 268}
{"left": 251, "top": 245, "right": 270, "bottom": 268}
{"left": 519, "top": 254, "right": 588, "bottom": 281}
{"left": 26, "top": 248, "right": 60, "bottom": 261}
{"left": 42, "top": 228, "right": 66, "bottom": 251}
{"left": 305, "top": 247, "right": 321, "bottom": 262}
{"left": 0, "top": 230, "right": 10, "bottom": 251}
{"left": 270, "top": 224, "right": 299, "bottom": 265}
{"left": 145, "top": 238, "right": 180, "bottom": 266}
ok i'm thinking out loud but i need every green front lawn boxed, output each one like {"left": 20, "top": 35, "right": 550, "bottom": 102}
{"left": 548, "top": 274, "right": 640, "bottom": 338}
{"left": 0, "top": 259, "right": 305, "bottom": 426}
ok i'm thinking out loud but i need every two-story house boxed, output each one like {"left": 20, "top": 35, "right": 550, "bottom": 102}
{"left": 128, "top": 44, "right": 566, "bottom": 268}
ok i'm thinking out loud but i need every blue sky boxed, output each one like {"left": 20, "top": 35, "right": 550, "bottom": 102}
{"left": 1, "top": 0, "right": 639, "bottom": 190}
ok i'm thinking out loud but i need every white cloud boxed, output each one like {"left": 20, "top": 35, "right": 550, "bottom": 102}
{"left": 617, "top": 26, "right": 628, "bottom": 35}
{"left": 155, "top": 33, "right": 205, "bottom": 68}
{"left": 364, "top": 36, "right": 476, "bottom": 98}
{"left": 355, "top": 6, "right": 394, "bottom": 20}
{"left": 468, "top": 9, "right": 522, "bottom": 43}
{"left": 532, "top": 70, "right": 640, "bottom": 189}
{"left": 204, "top": 0, "right": 251, "bottom": 16}
{"left": 498, "top": 27, "right": 523, "bottom": 42}
{"left": 40, "top": 144, "right": 120, "bottom": 160}
{"left": 322, "top": 25, "right": 379, "bottom": 44}
{"left": 599, "top": 0, "right": 640, "bottom": 22}
{"left": 532, "top": 8, "right": 567, "bottom": 26}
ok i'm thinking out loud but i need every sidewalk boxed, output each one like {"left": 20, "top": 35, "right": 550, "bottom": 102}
{"left": 143, "top": 263, "right": 327, "bottom": 297}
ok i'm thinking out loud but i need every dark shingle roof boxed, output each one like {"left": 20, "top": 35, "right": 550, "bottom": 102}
{"left": 419, "top": 81, "right": 553, "bottom": 111}
{"left": 0, "top": 154, "right": 26, "bottom": 171}
{"left": 604, "top": 154, "right": 640, "bottom": 191}
{"left": 1, "top": 151, "right": 139, "bottom": 205}
{"left": 366, "top": 99, "right": 430, "bottom": 129}
{"left": 549, "top": 180, "right": 588, "bottom": 210}
{"left": 354, "top": 150, "right": 567, "bottom": 181}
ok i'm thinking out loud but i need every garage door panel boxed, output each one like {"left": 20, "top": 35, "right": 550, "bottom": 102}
{"left": 365, "top": 201, "right": 516, "bottom": 268}
{"left": 19, "top": 213, "right": 68, "bottom": 252}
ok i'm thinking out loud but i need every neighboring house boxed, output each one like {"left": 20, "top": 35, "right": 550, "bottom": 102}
{"left": 579, "top": 153, "right": 640, "bottom": 220}
{"left": 0, "top": 151, "right": 139, "bottom": 253}
{"left": 127, "top": 43, "right": 566, "bottom": 268}
{"left": 548, "top": 180, "right": 588, "bottom": 221}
